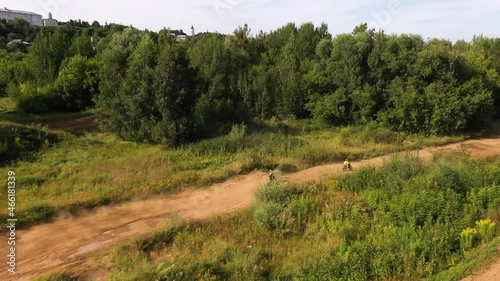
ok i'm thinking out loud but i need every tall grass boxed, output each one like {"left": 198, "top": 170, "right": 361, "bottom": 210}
{"left": 34, "top": 271, "right": 78, "bottom": 281}
{"left": 0, "top": 120, "right": 466, "bottom": 227}
{"left": 105, "top": 154, "right": 500, "bottom": 280}
{"left": 0, "top": 97, "right": 16, "bottom": 112}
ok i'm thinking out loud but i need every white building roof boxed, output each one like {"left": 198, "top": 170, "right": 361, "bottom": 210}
{"left": 1, "top": 7, "right": 42, "bottom": 17}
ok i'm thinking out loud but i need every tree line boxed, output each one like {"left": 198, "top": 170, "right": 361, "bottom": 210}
{"left": 1, "top": 21, "right": 499, "bottom": 145}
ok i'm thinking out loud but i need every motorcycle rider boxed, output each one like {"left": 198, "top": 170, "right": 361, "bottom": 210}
{"left": 269, "top": 170, "right": 276, "bottom": 181}
{"left": 343, "top": 158, "right": 352, "bottom": 171}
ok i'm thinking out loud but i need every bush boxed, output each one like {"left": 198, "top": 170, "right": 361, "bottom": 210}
{"left": 475, "top": 218, "right": 496, "bottom": 242}
{"left": 253, "top": 183, "right": 309, "bottom": 232}
{"left": 21, "top": 204, "right": 56, "bottom": 225}
{"left": 0, "top": 122, "right": 63, "bottom": 165}
{"left": 460, "top": 227, "right": 479, "bottom": 250}
{"left": 253, "top": 201, "right": 285, "bottom": 230}
{"left": 469, "top": 184, "right": 500, "bottom": 211}
{"left": 14, "top": 83, "right": 64, "bottom": 114}
{"left": 255, "top": 183, "right": 297, "bottom": 204}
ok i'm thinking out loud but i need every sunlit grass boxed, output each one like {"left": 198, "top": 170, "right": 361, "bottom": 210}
{"left": 0, "top": 97, "right": 16, "bottom": 112}
{"left": 0, "top": 109, "right": 94, "bottom": 126}
{"left": 107, "top": 155, "right": 500, "bottom": 280}
{"left": 0, "top": 120, "right": 468, "bottom": 227}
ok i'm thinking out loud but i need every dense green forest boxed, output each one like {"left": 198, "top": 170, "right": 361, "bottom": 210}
{"left": 1, "top": 19, "right": 499, "bottom": 145}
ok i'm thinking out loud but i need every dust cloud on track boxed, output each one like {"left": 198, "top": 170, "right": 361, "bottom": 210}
{"left": 0, "top": 137, "right": 498, "bottom": 280}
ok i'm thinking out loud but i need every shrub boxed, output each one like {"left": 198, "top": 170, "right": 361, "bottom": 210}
{"left": 469, "top": 184, "right": 500, "bottom": 211}
{"left": 0, "top": 122, "right": 63, "bottom": 165}
{"left": 253, "top": 201, "right": 284, "bottom": 230}
{"left": 21, "top": 204, "right": 56, "bottom": 225}
{"left": 460, "top": 227, "right": 479, "bottom": 250}
{"left": 475, "top": 218, "right": 496, "bottom": 242}
{"left": 255, "top": 182, "right": 297, "bottom": 204}
{"left": 14, "top": 83, "right": 64, "bottom": 114}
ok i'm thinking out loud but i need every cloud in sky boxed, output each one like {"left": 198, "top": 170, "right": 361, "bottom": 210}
{"left": 10, "top": 0, "right": 500, "bottom": 40}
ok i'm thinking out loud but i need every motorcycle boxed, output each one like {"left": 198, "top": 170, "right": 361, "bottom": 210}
{"left": 269, "top": 171, "right": 276, "bottom": 182}
{"left": 343, "top": 163, "right": 353, "bottom": 171}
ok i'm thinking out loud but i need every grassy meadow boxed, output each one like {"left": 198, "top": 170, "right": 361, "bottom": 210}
{"left": 0, "top": 115, "right": 467, "bottom": 227}
{"left": 94, "top": 153, "right": 500, "bottom": 280}
{"left": 1, "top": 111, "right": 498, "bottom": 280}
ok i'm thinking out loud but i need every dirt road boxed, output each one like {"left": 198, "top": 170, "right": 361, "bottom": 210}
{"left": 462, "top": 256, "right": 500, "bottom": 281}
{"left": 47, "top": 115, "right": 98, "bottom": 130}
{"left": 0, "top": 138, "right": 499, "bottom": 281}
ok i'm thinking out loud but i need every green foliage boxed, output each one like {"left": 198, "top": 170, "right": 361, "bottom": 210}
{"left": 19, "top": 204, "right": 56, "bottom": 225}
{"left": 255, "top": 182, "right": 298, "bottom": 204}
{"left": 21, "top": 144, "right": 494, "bottom": 281}
{"left": 68, "top": 29, "right": 96, "bottom": 57}
{"left": 15, "top": 175, "right": 46, "bottom": 187}
{"left": 13, "top": 83, "right": 64, "bottom": 114}
{"left": 55, "top": 54, "right": 100, "bottom": 111}
{"left": 460, "top": 227, "right": 479, "bottom": 250}
{"left": 27, "top": 28, "right": 70, "bottom": 85}
{"left": 475, "top": 218, "right": 497, "bottom": 243}
{"left": 34, "top": 271, "right": 78, "bottom": 281}
{"left": 2, "top": 21, "right": 499, "bottom": 143}
{"left": 0, "top": 122, "right": 63, "bottom": 165}
{"left": 428, "top": 236, "right": 500, "bottom": 281}
{"left": 253, "top": 201, "right": 285, "bottom": 230}
{"left": 253, "top": 183, "right": 317, "bottom": 235}
{"left": 469, "top": 184, "right": 500, "bottom": 210}
{"left": 0, "top": 97, "right": 15, "bottom": 112}
{"left": 97, "top": 29, "right": 198, "bottom": 145}
{"left": 134, "top": 227, "right": 179, "bottom": 252}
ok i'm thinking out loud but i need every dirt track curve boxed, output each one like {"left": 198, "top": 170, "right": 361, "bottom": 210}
{"left": 0, "top": 138, "right": 499, "bottom": 281}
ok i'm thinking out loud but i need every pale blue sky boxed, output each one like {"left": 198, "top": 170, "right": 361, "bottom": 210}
{"left": 9, "top": 0, "right": 500, "bottom": 41}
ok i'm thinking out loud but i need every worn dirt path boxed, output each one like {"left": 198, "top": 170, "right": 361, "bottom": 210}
{"left": 0, "top": 138, "right": 499, "bottom": 281}
{"left": 462, "top": 254, "right": 500, "bottom": 281}
{"left": 47, "top": 115, "right": 98, "bottom": 130}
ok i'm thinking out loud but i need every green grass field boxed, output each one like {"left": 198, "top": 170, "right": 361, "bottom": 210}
{"left": 0, "top": 116, "right": 467, "bottom": 227}
{"left": 2, "top": 110, "right": 498, "bottom": 280}
{"left": 98, "top": 154, "right": 499, "bottom": 280}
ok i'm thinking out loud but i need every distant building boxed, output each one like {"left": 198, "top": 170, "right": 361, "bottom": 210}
{"left": 176, "top": 35, "right": 187, "bottom": 41}
{"left": 43, "top": 12, "right": 58, "bottom": 26}
{"left": 7, "top": 39, "right": 31, "bottom": 46}
{"left": 0, "top": 7, "right": 43, "bottom": 26}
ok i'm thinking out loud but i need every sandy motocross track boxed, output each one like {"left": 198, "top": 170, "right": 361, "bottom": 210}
{"left": 0, "top": 138, "right": 499, "bottom": 281}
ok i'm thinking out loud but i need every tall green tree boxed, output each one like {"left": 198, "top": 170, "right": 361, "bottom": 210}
{"left": 69, "top": 29, "right": 96, "bottom": 58}
{"left": 55, "top": 54, "right": 100, "bottom": 111}
{"left": 111, "top": 33, "right": 158, "bottom": 142}
{"left": 151, "top": 30, "right": 197, "bottom": 145}
{"left": 188, "top": 33, "right": 247, "bottom": 135}
{"left": 277, "top": 32, "right": 303, "bottom": 118}
{"left": 26, "top": 28, "right": 70, "bottom": 85}
{"left": 96, "top": 27, "right": 143, "bottom": 117}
